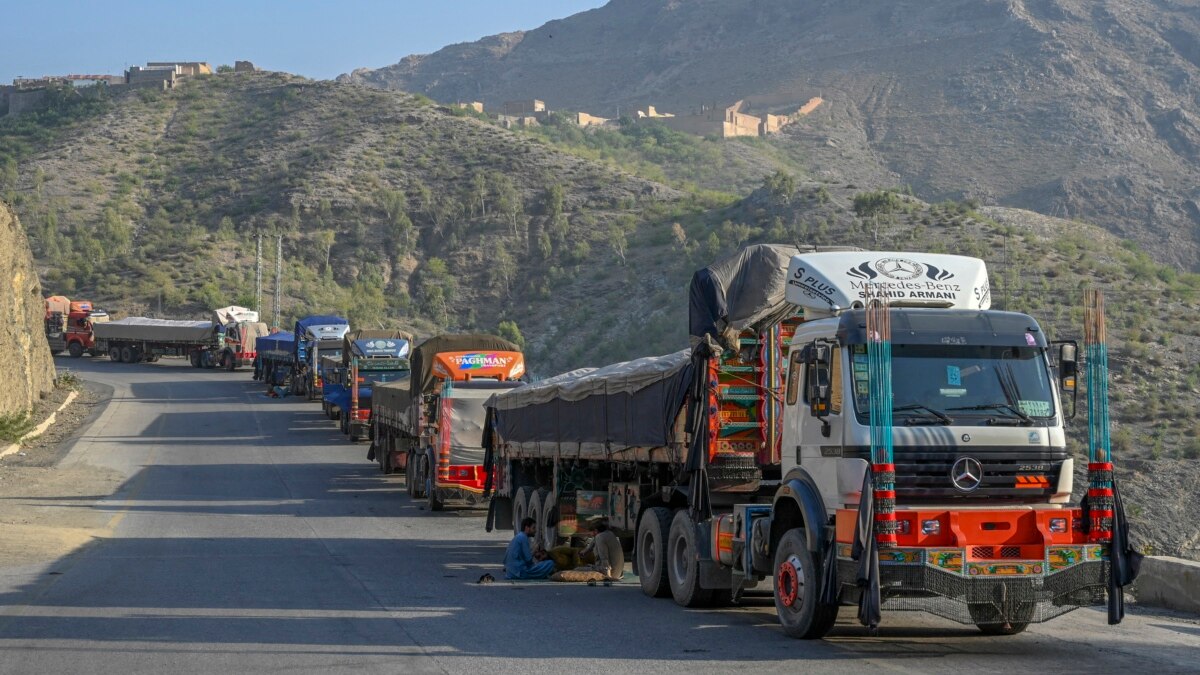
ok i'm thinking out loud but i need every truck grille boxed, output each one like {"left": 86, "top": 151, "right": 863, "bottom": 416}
{"left": 846, "top": 446, "right": 1068, "bottom": 502}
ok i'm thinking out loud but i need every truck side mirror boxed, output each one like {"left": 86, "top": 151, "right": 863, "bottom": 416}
{"left": 1053, "top": 340, "right": 1078, "bottom": 420}
{"left": 806, "top": 341, "right": 834, "bottom": 437}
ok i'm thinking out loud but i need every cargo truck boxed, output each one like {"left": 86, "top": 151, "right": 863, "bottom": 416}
{"left": 376, "top": 334, "right": 524, "bottom": 511}
{"left": 327, "top": 330, "right": 413, "bottom": 441}
{"left": 44, "top": 296, "right": 109, "bottom": 357}
{"left": 212, "top": 306, "right": 268, "bottom": 371}
{"left": 484, "top": 246, "right": 1135, "bottom": 638}
{"left": 290, "top": 316, "right": 350, "bottom": 399}
{"left": 255, "top": 331, "right": 295, "bottom": 384}
{"left": 320, "top": 355, "right": 349, "bottom": 420}
{"left": 93, "top": 317, "right": 224, "bottom": 365}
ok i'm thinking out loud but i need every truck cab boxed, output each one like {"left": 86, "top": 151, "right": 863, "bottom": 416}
{"left": 757, "top": 251, "right": 1104, "bottom": 637}
{"left": 341, "top": 331, "right": 412, "bottom": 441}
{"left": 293, "top": 316, "right": 350, "bottom": 398}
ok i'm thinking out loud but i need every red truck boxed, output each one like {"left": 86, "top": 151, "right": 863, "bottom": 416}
{"left": 44, "top": 295, "right": 108, "bottom": 358}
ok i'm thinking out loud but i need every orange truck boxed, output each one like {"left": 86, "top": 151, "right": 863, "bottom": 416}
{"left": 44, "top": 296, "right": 109, "bottom": 357}
{"left": 371, "top": 334, "right": 524, "bottom": 511}
{"left": 483, "top": 246, "right": 1137, "bottom": 638}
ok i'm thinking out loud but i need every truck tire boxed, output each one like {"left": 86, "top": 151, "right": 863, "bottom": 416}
{"left": 426, "top": 450, "right": 444, "bottom": 512}
{"left": 225, "top": 351, "right": 237, "bottom": 372}
{"left": 773, "top": 528, "right": 838, "bottom": 639}
{"left": 68, "top": 342, "right": 84, "bottom": 358}
{"left": 109, "top": 346, "right": 121, "bottom": 362}
{"left": 540, "top": 492, "right": 559, "bottom": 550}
{"left": 529, "top": 488, "right": 549, "bottom": 542}
{"left": 637, "top": 506, "right": 673, "bottom": 598}
{"left": 340, "top": 414, "right": 350, "bottom": 436}
{"left": 190, "top": 351, "right": 201, "bottom": 368}
{"left": 120, "top": 346, "right": 136, "bottom": 364}
{"left": 406, "top": 451, "right": 420, "bottom": 498}
{"left": 668, "top": 509, "right": 714, "bottom": 608}
{"left": 512, "top": 486, "right": 534, "bottom": 535}
{"left": 378, "top": 434, "right": 393, "bottom": 474}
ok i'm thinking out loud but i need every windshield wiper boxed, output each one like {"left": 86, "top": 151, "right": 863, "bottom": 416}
{"left": 946, "top": 402, "right": 1033, "bottom": 425}
{"left": 893, "top": 404, "right": 954, "bottom": 425}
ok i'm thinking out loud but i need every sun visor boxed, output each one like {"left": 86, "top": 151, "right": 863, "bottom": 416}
{"left": 786, "top": 252, "right": 991, "bottom": 317}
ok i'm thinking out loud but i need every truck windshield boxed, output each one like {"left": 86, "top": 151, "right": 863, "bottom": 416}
{"left": 360, "top": 370, "right": 409, "bottom": 386}
{"left": 850, "top": 344, "right": 1055, "bottom": 422}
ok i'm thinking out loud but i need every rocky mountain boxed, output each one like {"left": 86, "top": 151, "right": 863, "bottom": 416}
{"left": 343, "top": 0, "right": 1200, "bottom": 269}
{"left": 0, "top": 201, "right": 54, "bottom": 417}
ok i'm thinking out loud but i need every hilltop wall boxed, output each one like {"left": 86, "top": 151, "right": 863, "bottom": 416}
{"left": 0, "top": 201, "right": 55, "bottom": 416}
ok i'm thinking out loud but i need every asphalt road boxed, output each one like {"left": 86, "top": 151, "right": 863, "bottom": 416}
{"left": 0, "top": 357, "right": 1197, "bottom": 674}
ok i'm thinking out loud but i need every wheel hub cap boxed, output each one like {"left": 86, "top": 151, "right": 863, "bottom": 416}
{"left": 777, "top": 555, "right": 805, "bottom": 608}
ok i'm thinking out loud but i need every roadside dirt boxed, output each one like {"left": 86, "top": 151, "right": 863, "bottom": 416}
{"left": 0, "top": 382, "right": 123, "bottom": 567}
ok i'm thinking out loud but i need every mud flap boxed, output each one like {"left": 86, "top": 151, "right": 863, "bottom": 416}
{"left": 487, "top": 497, "right": 512, "bottom": 533}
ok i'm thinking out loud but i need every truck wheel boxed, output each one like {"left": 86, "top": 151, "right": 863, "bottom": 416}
{"left": 225, "top": 351, "right": 237, "bottom": 371}
{"left": 109, "top": 347, "right": 121, "bottom": 362}
{"left": 379, "top": 436, "right": 393, "bottom": 475}
{"left": 637, "top": 506, "right": 673, "bottom": 598}
{"left": 120, "top": 346, "right": 136, "bottom": 364}
{"left": 540, "top": 492, "right": 559, "bottom": 550}
{"left": 340, "top": 414, "right": 349, "bottom": 436}
{"left": 190, "top": 351, "right": 201, "bottom": 368}
{"left": 68, "top": 342, "right": 84, "bottom": 358}
{"left": 668, "top": 509, "right": 713, "bottom": 608}
{"left": 969, "top": 602, "right": 1032, "bottom": 635}
{"left": 773, "top": 528, "right": 837, "bottom": 639}
{"left": 512, "top": 486, "right": 534, "bottom": 535}
{"left": 405, "top": 451, "right": 419, "bottom": 497}
{"left": 426, "top": 450, "right": 444, "bottom": 512}
{"left": 529, "top": 488, "right": 548, "bottom": 542}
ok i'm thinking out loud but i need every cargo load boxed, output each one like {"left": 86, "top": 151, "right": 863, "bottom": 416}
{"left": 93, "top": 317, "right": 215, "bottom": 343}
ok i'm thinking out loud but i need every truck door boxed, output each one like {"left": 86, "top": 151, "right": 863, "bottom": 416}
{"left": 784, "top": 341, "right": 844, "bottom": 511}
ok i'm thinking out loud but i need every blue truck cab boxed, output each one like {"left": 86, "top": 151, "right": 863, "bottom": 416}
{"left": 292, "top": 316, "right": 350, "bottom": 399}
{"left": 339, "top": 330, "right": 414, "bottom": 441}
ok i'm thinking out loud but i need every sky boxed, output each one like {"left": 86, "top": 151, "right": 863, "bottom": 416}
{"left": 0, "top": 0, "right": 607, "bottom": 83}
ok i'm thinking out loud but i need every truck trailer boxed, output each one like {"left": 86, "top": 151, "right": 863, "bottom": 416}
{"left": 372, "top": 334, "right": 524, "bottom": 511}
{"left": 255, "top": 331, "right": 296, "bottom": 384}
{"left": 92, "top": 317, "right": 223, "bottom": 365}
{"left": 483, "top": 245, "right": 1136, "bottom": 638}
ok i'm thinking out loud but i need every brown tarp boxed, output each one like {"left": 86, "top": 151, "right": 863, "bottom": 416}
{"left": 410, "top": 334, "right": 521, "bottom": 397}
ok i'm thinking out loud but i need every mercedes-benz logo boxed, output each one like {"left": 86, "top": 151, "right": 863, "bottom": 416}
{"left": 951, "top": 457, "right": 983, "bottom": 492}
{"left": 873, "top": 257, "right": 925, "bottom": 280}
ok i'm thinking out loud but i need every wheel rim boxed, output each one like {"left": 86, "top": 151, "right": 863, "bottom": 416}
{"left": 777, "top": 555, "right": 805, "bottom": 609}
{"left": 671, "top": 530, "right": 688, "bottom": 585}
{"left": 639, "top": 529, "right": 657, "bottom": 576}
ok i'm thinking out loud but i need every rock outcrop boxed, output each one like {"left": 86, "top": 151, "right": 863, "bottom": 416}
{"left": 0, "top": 201, "right": 54, "bottom": 417}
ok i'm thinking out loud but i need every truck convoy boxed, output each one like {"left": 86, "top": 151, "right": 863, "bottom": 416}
{"left": 290, "top": 316, "right": 351, "bottom": 399}
{"left": 44, "top": 296, "right": 109, "bottom": 357}
{"left": 483, "top": 245, "right": 1134, "bottom": 638}
{"left": 328, "top": 330, "right": 413, "bottom": 441}
{"left": 372, "top": 334, "right": 525, "bottom": 511}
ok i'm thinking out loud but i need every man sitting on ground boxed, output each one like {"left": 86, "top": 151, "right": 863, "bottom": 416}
{"left": 504, "top": 517, "right": 556, "bottom": 580}
{"left": 575, "top": 517, "right": 624, "bottom": 581}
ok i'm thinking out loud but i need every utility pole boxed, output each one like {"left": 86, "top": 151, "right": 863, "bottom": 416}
{"left": 254, "top": 233, "right": 263, "bottom": 316}
{"left": 273, "top": 234, "right": 283, "bottom": 329}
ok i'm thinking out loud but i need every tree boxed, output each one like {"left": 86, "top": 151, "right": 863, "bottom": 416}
{"left": 607, "top": 222, "right": 628, "bottom": 265}
{"left": 497, "top": 320, "right": 526, "bottom": 350}
{"left": 764, "top": 170, "right": 796, "bottom": 205}
{"left": 314, "top": 230, "right": 336, "bottom": 276}
{"left": 489, "top": 243, "right": 518, "bottom": 296}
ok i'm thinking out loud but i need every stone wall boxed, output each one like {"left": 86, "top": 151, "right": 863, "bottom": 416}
{"left": 0, "top": 201, "right": 55, "bottom": 416}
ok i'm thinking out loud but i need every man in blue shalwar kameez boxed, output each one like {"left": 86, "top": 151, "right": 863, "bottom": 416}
{"left": 505, "top": 517, "right": 555, "bottom": 580}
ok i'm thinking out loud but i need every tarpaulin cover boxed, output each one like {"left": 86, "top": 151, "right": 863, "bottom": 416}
{"left": 294, "top": 315, "right": 349, "bottom": 338}
{"left": 411, "top": 334, "right": 521, "bottom": 396}
{"left": 443, "top": 383, "right": 522, "bottom": 466}
{"left": 45, "top": 296, "right": 71, "bottom": 315}
{"left": 233, "top": 322, "right": 269, "bottom": 350}
{"left": 93, "top": 317, "right": 215, "bottom": 343}
{"left": 688, "top": 244, "right": 862, "bottom": 347}
{"left": 373, "top": 376, "right": 415, "bottom": 420}
{"left": 256, "top": 331, "right": 295, "bottom": 357}
{"left": 487, "top": 350, "right": 693, "bottom": 450}
{"left": 211, "top": 306, "right": 259, "bottom": 325}
{"left": 342, "top": 329, "right": 415, "bottom": 363}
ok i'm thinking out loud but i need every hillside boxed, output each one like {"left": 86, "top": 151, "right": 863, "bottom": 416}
{"left": 343, "top": 0, "right": 1200, "bottom": 270}
{"left": 0, "top": 201, "right": 54, "bottom": 419}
